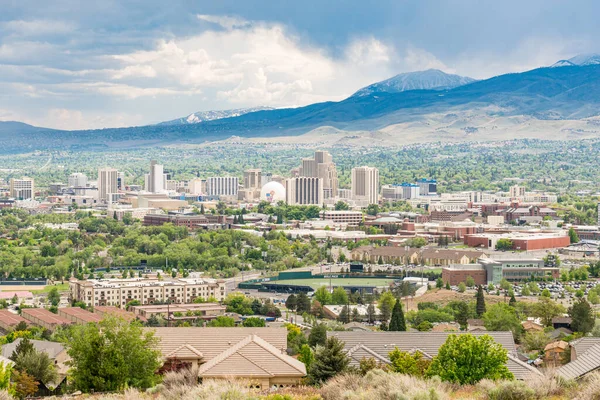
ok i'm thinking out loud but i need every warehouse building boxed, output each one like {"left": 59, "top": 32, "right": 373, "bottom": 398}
{"left": 21, "top": 309, "right": 74, "bottom": 330}
{"left": 0, "top": 310, "right": 28, "bottom": 332}
{"left": 463, "top": 232, "right": 570, "bottom": 250}
{"left": 58, "top": 307, "right": 103, "bottom": 324}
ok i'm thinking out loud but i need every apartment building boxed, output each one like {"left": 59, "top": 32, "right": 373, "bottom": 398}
{"left": 69, "top": 277, "right": 228, "bottom": 308}
{"left": 351, "top": 166, "right": 379, "bottom": 205}
{"left": 97, "top": 168, "right": 118, "bottom": 202}
{"left": 320, "top": 210, "right": 364, "bottom": 226}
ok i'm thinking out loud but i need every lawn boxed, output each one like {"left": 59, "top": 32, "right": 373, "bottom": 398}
{"left": 31, "top": 282, "right": 70, "bottom": 294}
{"left": 269, "top": 277, "right": 399, "bottom": 290}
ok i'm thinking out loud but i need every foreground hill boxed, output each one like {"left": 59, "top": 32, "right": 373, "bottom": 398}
{"left": 2, "top": 64, "right": 600, "bottom": 153}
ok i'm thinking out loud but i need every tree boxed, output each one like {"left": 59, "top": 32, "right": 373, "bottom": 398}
{"left": 14, "top": 349, "right": 58, "bottom": 386}
{"left": 251, "top": 299, "right": 262, "bottom": 314}
{"left": 308, "top": 324, "right": 328, "bottom": 348}
{"left": 331, "top": 287, "right": 348, "bottom": 305}
{"left": 522, "top": 331, "right": 552, "bottom": 352}
{"left": 509, "top": 293, "right": 517, "bottom": 307}
{"left": 296, "top": 292, "right": 311, "bottom": 314}
{"left": 427, "top": 334, "right": 513, "bottom": 384}
{"left": 298, "top": 344, "right": 314, "bottom": 369}
{"left": 66, "top": 316, "right": 162, "bottom": 392}
{"left": 242, "top": 317, "right": 266, "bottom": 327}
{"left": 569, "top": 298, "right": 595, "bottom": 334}
{"left": 285, "top": 294, "right": 298, "bottom": 311}
{"left": 337, "top": 305, "right": 350, "bottom": 323}
{"left": 458, "top": 282, "right": 466, "bottom": 293}
{"left": 445, "top": 281, "right": 451, "bottom": 290}
{"left": 366, "top": 303, "right": 376, "bottom": 324}
{"left": 334, "top": 201, "right": 349, "bottom": 211}
{"left": 588, "top": 290, "right": 600, "bottom": 305}
{"left": 13, "top": 370, "right": 38, "bottom": 400}
{"left": 207, "top": 316, "right": 236, "bottom": 327}
{"left": 313, "top": 287, "right": 332, "bottom": 306}
{"left": 466, "top": 276, "right": 475, "bottom": 288}
{"left": 10, "top": 338, "right": 34, "bottom": 361}
{"left": 568, "top": 227, "right": 580, "bottom": 244}
{"left": 541, "top": 289, "right": 551, "bottom": 298}
{"left": 476, "top": 285, "right": 486, "bottom": 316}
{"left": 378, "top": 291, "right": 396, "bottom": 322}
{"left": 521, "top": 285, "right": 531, "bottom": 296}
{"left": 495, "top": 239, "right": 513, "bottom": 251}
{"left": 145, "top": 314, "right": 161, "bottom": 327}
{"left": 389, "top": 348, "right": 430, "bottom": 376}
{"left": 47, "top": 287, "right": 61, "bottom": 307}
{"left": 308, "top": 337, "right": 350, "bottom": 384}
{"left": 388, "top": 300, "right": 406, "bottom": 331}
{"left": 435, "top": 278, "right": 444, "bottom": 289}
{"left": 452, "top": 301, "right": 470, "bottom": 328}
{"left": 483, "top": 303, "right": 523, "bottom": 339}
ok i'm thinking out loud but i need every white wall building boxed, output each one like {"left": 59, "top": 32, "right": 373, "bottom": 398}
{"left": 206, "top": 177, "right": 239, "bottom": 197}
{"left": 285, "top": 177, "right": 323, "bottom": 205}
{"left": 9, "top": 178, "right": 34, "bottom": 200}
{"left": 97, "top": 168, "right": 118, "bottom": 202}
{"left": 144, "top": 160, "right": 166, "bottom": 193}
{"left": 351, "top": 166, "right": 379, "bottom": 205}
{"left": 68, "top": 173, "right": 88, "bottom": 188}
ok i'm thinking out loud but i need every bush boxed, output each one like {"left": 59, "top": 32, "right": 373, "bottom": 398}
{"left": 486, "top": 380, "right": 535, "bottom": 400}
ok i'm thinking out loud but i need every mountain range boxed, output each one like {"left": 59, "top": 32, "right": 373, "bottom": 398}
{"left": 2, "top": 56, "right": 600, "bottom": 153}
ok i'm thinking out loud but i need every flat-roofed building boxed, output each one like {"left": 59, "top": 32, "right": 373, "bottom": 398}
{"left": 285, "top": 177, "right": 323, "bottom": 205}
{"left": 58, "top": 307, "right": 103, "bottom": 324}
{"left": 9, "top": 178, "right": 34, "bottom": 200}
{"left": 351, "top": 166, "right": 379, "bottom": 205}
{"left": 69, "top": 277, "right": 227, "bottom": 308}
{"left": 130, "top": 303, "right": 226, "bottom": 320}
{"left": 320, "top": 210, "right": 363, "bottom": 226}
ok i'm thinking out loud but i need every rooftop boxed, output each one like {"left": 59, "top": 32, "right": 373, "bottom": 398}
{"left": 58, "top": 307, "right": 103, "bottom": 323}
{"left": 21, "top": 308, "right": 74, "bottom": 326}
{"left": 0, "top": 310, "right": 28, "bottom": 326}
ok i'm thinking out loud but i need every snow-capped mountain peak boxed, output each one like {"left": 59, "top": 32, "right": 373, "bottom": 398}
{"left": 551, "top": 54, "right": 600, "bottom": 67}
{"left": 158, "top": 106, "right": 274, "bottom": 126}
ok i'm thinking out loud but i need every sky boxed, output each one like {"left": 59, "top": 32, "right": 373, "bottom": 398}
{"left": 1, "top": 0, "right": 599, "bottom": 130}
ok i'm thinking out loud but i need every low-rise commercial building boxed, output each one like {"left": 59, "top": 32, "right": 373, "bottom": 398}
{"left": 130, "top": 303, "right": 226, "bottom": 320}
{"left": 58, "top": 307, "right": 103, "bottom": 324}
{"left": 21, "top": 308, "right": 74, "bottom": 330}
{"left": 463, "top": 231, "right": 570, "bottom": 250}
{"left": 0, "top": 310, "right": 28, "bottom": 331}
{"left": 320, "top": 210, "right": 363, "bottom": 226}
{"left": 69, "top": 277, "right": 227, "bottom": 308}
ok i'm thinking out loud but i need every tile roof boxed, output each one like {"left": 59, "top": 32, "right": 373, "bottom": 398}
{"left": 1, "top": 338, "right": 65, "bottom": 359}
{"left": 544, "top": 341, "right": 569, "bottom": 351}
{"left": 147, "top": 327, "right": 287, "bottom": 361}
{"left": 21, "top": 308, "right": 74, "bottom": 326}
{"left": 198, "top": 334, "right": 306, "bottom": 378}
{"left": 166, "top": 344, "right": 204, "bottom": 359}
{"left": 569, "top": 337, "right": 600, "bottom": 358}
{"left": 559, "top": 343, "right": 600, "bottom": 380}
{"left": 327, "top": 331, "right": 540, "bottom": 379}
{"left": 58, "top": 307, "right": 103, "bottom": 323}
{"left": 0, "top": 310, "right": 28, "bottom": 326}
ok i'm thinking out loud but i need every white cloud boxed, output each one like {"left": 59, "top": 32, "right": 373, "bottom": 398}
{"left": 197, "top": 14, "right": 251, "bottom": 30}
{"left": 2, "top": 19, "right": 75, "bottom": 36}
{"left": 42, "top": 108, "right": 144, "bottom": 130}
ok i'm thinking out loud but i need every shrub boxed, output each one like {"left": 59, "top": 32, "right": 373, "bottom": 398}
{"left": 486, "top": 380, "right": 535, "bottom": 400}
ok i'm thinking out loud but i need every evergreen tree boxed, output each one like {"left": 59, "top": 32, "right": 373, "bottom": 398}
{"left": 569, "top": 298, "right": 595, "bottom": 334}
{"left": 308, "top": 337, "right": 350, "bottom": 384}
{"left": 388, "top": 300, "right": 406, "bottom": 331}
{"left": 200, "top": 204, "right": 205, "bottom": 214}
{"left": 276, "top": 213, "right": 283, "bottom": 224}
{"left": 509, "top": 293, "right": 517, "bottom": 307}
{"left": 308, "top": 323, "right": 328, "bottom": 348}
{"left": 251, "top": 299, "right": 263, "bottom": 314}
{"left": 233, "top": 215, "right": 238, "bottom": 224}
{"left": 476, "top": 285, "right": 486, "bottom": 316}
{"left": 10, "top": 338, "right": 34, "bottom": 361}
{"left": 296, "top": 292, "right": 311, "bottom": 313}
{"left": 367, "top": 303, "right": 376, "bottom": 323}
{"left": 445, "top": 281, "right": 451, "bottom": 290}
{"left": 285, "top": 294, "right": 298, "bottom": 312}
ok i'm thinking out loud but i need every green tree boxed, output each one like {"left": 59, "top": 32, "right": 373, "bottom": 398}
{"left": 314, "top": 286, "right": 332, "bottom": 305}
{"left": 378, "top": 291, "right": 396, "bottom": 322}
{"left": 509, "top": 293, "right": 517, "bottom": 307}
{"left": 483, "top": 303, "right": 523, "bottom": 339}
{"left": 458, "top": 282, "right": 466, "bottom": 293}
{"left": 308, "top": 323, "right": 328, "bottom": 348}
{"left": 337, "top": 305, "right": 350, "bottom": 323}
{"left": 285, "top": 294, "right": 298, "bottom": 311}
{"left": 242, "top": 317, "right": 266, "bottom": 327}
{"left": 541, "top": 289, "right": 551, "bottom": 298}
{"left": 588, "top": 290, "right": 600, "bottom": 305}
{"left": 13, "top": 349, "right": 58, "bottom": 386}
{"left": 298, "top": 344, "right": 314, "bottom": 369}
{"left": 568, "top": 227, "right": 580, "bottom": 244}
{"left": 427, "top": 334, "right": 513, "bottom": 384}
{"left": 521, "top": 285, "right": 531, "bottom": 296}
{"left": 476, "top": 285, "right": 486, "bottom": 316}
{"left": 334, "top": 201, "right": 349, "bottom": 211}
{"left": 47, "top": 287, "right": 61, "bottom": 307}
{"left": 308, "top": 337, "right": 350, "bottom": 384}
{"left": 445, "top": 281, "right": 451, "bottom": 290}
{"left": 569, "top": 298, "right": 595, "bottom": 334}
{"left": 452, "top": 301, "right": 470, "bottom": 328}
{"left": 522, "top": 331, "right": 552, "bottom": 352}
{"left": 10, "top": 338, "right": 34, "bottom": 361}
{"left": 66, "top": 316, "right": 162, "bottom": 392}
{"left": 389, "top": 348, "right": 430, "bottom": 376}
{"left": 466, "top": 276, "right": 475, "bottom": 288}
{"left": 436, "top": 278, "right": 444, "bottom": 289}
{"left": 331, "top": 287, "right": 348, "bottom": 305}
{"left": 388, "top": 300, "right": 406, "bottom": 331}
{"left": 366, "top": 303, "right": 376, "bottom": 324}
{"left": 296, "top": 292, "right": 311, "bottom": 314}
{"left": 495, "top": 239, "right": 513, "bottom": 251}
{"left": 207, "top": 316, "right": 236, "bottom": 327}
{"left": 0, "top": 361, "right": 13, "bottom": 394}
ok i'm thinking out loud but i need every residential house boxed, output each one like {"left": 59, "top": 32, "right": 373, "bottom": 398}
{"left": 552, "top": 317, "right": 572, "bottom": 330}
{"left": 521, "top": 321, "right": 544, "bottom": 333}
{"left": 544, "top": 341, "right": 569, "bottom": 367}
{"left": 148, "top": 327, "right": 306, "bottom": 388}
{"left": 328, "top": 331, "right": 542, "bottom": 380}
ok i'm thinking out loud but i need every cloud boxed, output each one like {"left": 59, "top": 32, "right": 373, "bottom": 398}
{"left": 2, "top": 19, "right": 75, "bottom": 36}
{"left": 197, "top": 14, "right": 251, "bottom": 30}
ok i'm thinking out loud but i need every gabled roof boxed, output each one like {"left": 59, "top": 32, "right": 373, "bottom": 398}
{"left": 507, "top": 353, "right": 543, "bottom": 380}
{"left": 544, "top": 341, "right": 569, "bottom": 351}
{"left": 166, "top": 344, "right": 203, "bottom": 360}
{"left": 1, "top": 338, "right": 65, "bottom": 359}
{"left": 147, "top": 327, "right": 287, "bottom": 361}
{"left": 559, "top": 343, "right": 600, "bottom": 380}
{"left": 569, "top": 337, "right": 600, "bottom": 358}
{"left": 198, "top": 335, "right": 306, "bottom": 378}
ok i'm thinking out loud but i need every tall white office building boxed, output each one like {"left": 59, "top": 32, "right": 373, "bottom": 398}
{"left": 97, "top": 168, "right": 118, "bottom": 202}
{"left": 9, "top": 178, "right": 34, "bottom": 200}
{"left": 206, "top": 177, "right": 239, "bottom": 197}
{"left": 144, "top": 160, "right": 166, "bottom": 193}
{"left": 68, "top": 173, "right": 88, "bottom": 188}
{"left": 285, "top": 177, "right": 323, "bottom": 205}
{"left": 243, "top": 169, "right": 262, "bottom": 190}
{"left": 351, "top": 166, "right": 379, "bottom": 205}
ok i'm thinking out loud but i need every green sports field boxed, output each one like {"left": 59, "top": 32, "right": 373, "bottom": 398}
{"left": 268, "top": 277, "right": 399, "bottom": 290}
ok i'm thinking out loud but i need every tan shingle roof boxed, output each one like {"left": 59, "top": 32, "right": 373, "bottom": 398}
{"left": 147, "top": 327, "right": 287, "bottom": 361}
{"left": 166, "top": 344, "right": 203, "bottom": 359}
{"left": 506, "top": 354, "right": 543, "bottom": 380}
{"left": 569, "top": 337, "right": 600, "bottom": 358}
{"left": 544, "top": 341, "right": 569, "bottom": 351}
{"left": 198, "top": 334, "right": 306, "bottom": 378}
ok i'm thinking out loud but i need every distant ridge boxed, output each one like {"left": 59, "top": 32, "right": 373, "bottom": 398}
{"left": 352, "top": 69, "right": 476, "bottom": 97}
{"left": 552, "top": 54, "right": 600, "bottom": 67}
{"left": 158, "top": 106, "right": 274, "bottom": 126}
